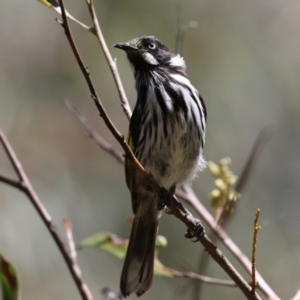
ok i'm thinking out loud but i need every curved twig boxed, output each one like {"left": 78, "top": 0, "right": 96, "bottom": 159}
{"left": 85, "top": 0, "right": 131, "bottom": 120}
{"left": 0, "top": 129, "right": 93, "bottom": 300}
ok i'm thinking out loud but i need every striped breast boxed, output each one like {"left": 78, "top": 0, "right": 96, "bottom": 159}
{"left": 130, "top": 72, "right": 206, "bottom": 189}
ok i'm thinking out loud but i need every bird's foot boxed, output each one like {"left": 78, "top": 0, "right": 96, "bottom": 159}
{"left": 185, "top": 220, "right": 206, "bottom": 242}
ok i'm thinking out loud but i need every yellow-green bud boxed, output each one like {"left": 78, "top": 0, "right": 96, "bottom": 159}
{"left": 207, "top": 161, "right": 221, "bottom": 177}
{"left": 215, "top": 178, "right": 227, "bottom": 193}
{"left": 220, "top": 157, "right": 231, "bottom": 166}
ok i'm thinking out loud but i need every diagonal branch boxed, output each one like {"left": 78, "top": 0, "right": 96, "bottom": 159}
{"left": 165, "top": 268, "right": 235, "bottom": 286}
{"left": 65, "top": 99, "right": 124, "bottom": 164}
{"left": 85, "top": 0, "right": 131, "bottom": 120}
{"left": 235, "top": 127, "right": 272, "bottom": 194}
{"left": 0, "top": 129, "right": 93, "bottom": 300}
{"left": 177, "top": 185, "right": 280, "bottom": 300}
{"left": 218, "top": 127, "right": 272, "bottom": 226}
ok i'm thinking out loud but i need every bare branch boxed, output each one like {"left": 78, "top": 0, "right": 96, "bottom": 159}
{"left": 164, "top": 267, "right": 235, "bottom": 286}
{"left": 218, "top": 128, "right": 271, "bottom": 226}
{"left": 236, "top": 127, "right": 272, "bottom": 194}
{"left": 64, "top": 218, "right": 77, "bottom": 261}
{"left": 177, "top": 185, "right": 280, "bottom": 300}
{"left": 251, "top": 209, "right": 261, "bottom": 294}
{"left": 85, "top": 0, "right": 131, "bottom": 120}
{"left": 0, "top": 129, "right": 93, "bottom": 300}
{"left": 65, "top": 99, "right": 124, "bottom": 164}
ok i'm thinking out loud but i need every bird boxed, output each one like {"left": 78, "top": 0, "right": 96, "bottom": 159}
{"left": 114, "top": 36, "right": 207, "bottom": 297}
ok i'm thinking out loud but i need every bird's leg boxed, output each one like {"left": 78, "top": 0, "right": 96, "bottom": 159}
{"left": 157, "top": 184, "right": 176, "bottom": 211}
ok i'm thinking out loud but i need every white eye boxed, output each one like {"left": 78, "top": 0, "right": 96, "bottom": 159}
{"left": 148, "top": 43, "right": 156, "bottom": 50}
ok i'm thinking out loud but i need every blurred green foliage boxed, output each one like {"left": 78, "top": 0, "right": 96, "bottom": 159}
{"left": 0, "top": 251, "right": 19, "bottom": 300}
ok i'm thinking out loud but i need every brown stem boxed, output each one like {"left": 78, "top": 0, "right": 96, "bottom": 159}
{"left": 251, "top": 209, "right": 261, "bottom": 294}
{"left": 177, "top": 185, "right": 280, "bottom": 300}
{"left": 65, "top": 99, "right": 124, "bottom": 164}
{"left": 85, "top": 0, "right": 131, "bottom": 120}
{"left": 0, "top": 129, "right": 93, "bottom": 300}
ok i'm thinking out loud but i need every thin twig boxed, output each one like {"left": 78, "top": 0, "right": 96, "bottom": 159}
{"left": 85, "top": 0, "right": 131, "bottom": 120}
{"left": 251, "top": 209, "right": 261, "bottom": 294}
{"left": 165, "top": 267, "right": 235, "bottom": 286}
{"left": 236, "top": 127, "right": 272, "bottom": 194}
{"left": 177, "top": 185, "right": 280, "bottom": 300}
{"left": 64, "top": 218, "right": 77, "bottom": 261}
{"left": 65, "top": 99, "right": 124, "bottom": 164}
{"left": 0, "top": 129, "right": 93, "bottom": 300}
{"left": 218, "top": 128, "right": 271, "bottom": 226}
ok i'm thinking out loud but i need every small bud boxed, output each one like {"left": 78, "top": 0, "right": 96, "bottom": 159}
{"left": 210, "top": 189, "right": 221, "bottom": 207}
{"left": 215, "top": 178, "right": 227, "bottom": 192}
{"left": 210, "top": 189, "right": 221, "bottom": 199}
{"left": 207, "top": 161, "right": 221, "bottom": 177}
{"left": 228, "top": 175, "right": 237, "bottom": 185}
{"left": 155, "top": 235, "right": 168, "bottom": 248}
{"left": 220, "top": 157, "right": 231, "bottom": 166}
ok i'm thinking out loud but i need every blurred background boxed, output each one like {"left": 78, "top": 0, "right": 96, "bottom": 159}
{"left": 1, "top": 0, "right": 300, "bottom": 299}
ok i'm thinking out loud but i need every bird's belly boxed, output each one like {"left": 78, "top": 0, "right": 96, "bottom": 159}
{"left": 141, "top": 124, "right": 202, "bottom": 189}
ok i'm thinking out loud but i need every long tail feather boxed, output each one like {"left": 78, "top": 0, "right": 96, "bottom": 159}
{"left": 120, "top": 214, "right": 158, "bottom": 297}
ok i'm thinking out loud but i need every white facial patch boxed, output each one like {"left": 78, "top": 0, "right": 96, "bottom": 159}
{"left": 143, "top": 52, "right": 159, "bottom": 65}
{"left": 169, "top": 54, "right": 186, "bottom": 69}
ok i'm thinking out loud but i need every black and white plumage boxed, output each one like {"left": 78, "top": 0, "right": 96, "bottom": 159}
{"left": 114, "top": 36, "right": 206, "bottom": 297}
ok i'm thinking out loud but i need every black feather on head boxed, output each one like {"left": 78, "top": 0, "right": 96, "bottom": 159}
{"left": 114, "top": 36, "right": 186, "bottom": 73}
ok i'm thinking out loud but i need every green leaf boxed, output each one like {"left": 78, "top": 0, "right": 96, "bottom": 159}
{"left": 78, "top": 232, "right": 169, "bottom": 259}
{"left": 78, "top": 232, "right": 128, "bottom": 259}
{"left": 78, "top": 232, "right": 172, "bottom": 277}
{"left": 38, "top": 0, "right": 59, "bottom": 8}
{"left": 0, "top": 251, "right": 19, "bottom": 300}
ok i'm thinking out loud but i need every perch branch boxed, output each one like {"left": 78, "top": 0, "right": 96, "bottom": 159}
{"left": 177, "top": 185, "right": 280, "bottom": 300}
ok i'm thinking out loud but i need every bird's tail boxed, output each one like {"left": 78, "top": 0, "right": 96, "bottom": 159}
{"left": 120, "top": 211, "right": 158, "bottom": 297}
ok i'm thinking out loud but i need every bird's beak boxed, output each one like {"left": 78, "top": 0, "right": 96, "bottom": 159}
{"left": 113, "top": 42, "right": 137, "bottom": 52}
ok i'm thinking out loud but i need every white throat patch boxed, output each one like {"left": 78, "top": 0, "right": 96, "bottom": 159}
{"left": 169, "top": 54, "right": 186, "bottom": 69}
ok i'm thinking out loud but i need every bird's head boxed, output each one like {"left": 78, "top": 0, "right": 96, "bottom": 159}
{"left": 114, "top": 36, "right": 186, "bottom": 73}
